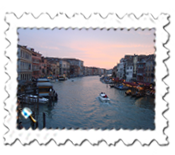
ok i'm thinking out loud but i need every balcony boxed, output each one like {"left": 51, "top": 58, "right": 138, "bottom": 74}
{"left": 33, "top": 60, "right": 39, "bottom": 64}
{"left": 137, "top": 73, "right": 143, "bottom": 76}
{"left": 33, "top": 68, "right": 40, "bottom": 71}
{"left": 138, "top": 65, "right": 144, "bottom": 68}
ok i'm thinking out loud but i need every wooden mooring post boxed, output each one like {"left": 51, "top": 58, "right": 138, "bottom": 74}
{"left": 37, "top": 93, "right": 39, "bottom": 110}
{"left": 36, "top": 121, "right": 38, "bottom": 129}
{"left": 43, "top": 112, "right": 46, "bottom": 128}
{"left": 32, "top": 112, "right": 35, "bottom": 129}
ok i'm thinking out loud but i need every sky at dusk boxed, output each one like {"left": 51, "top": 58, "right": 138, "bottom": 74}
{"left": 18, "top": 28, "right": 155, "bottom": 69}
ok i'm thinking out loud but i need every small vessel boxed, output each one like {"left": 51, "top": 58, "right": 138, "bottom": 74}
{"left": 19, "top": 94, "right": 49, "bottom": 104}
{"left": 135, "top": 92, "right": 144, "bottom": 99}
{"left": 109, "top": 84, "right": 115, "bottom": 88}
{"left": 37, "top": 81, "right": 53, "bottom": 97}
{"left": 131, "top": 91, "right": 137, "bottom": 97}
{"left": 59, "top": 76, "right": 66, "bottom": 81}
{"left": 114, "top": 84, "right": 129, "bottom": 90}
{"left": 145, "top": 90, "right": 151, "bottom": 96}
{"left": 50, "top": 79, "right": 56, "bottom": 83}
{"left": 98, "top": 92, "right": 110, "bottom": 102}
{"left": 125, "top": 89, "right": 132, "bottom": 96}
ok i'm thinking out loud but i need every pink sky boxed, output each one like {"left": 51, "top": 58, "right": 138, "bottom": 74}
{"left": 18, "top": 28, "right": 155, "bottom": 69}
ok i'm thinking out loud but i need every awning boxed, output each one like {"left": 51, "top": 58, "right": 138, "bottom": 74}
{"left": 123, "top": 82, "right": 138, "bottom": 87}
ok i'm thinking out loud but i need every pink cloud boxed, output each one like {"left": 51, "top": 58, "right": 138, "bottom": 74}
{"left": 64, "top": 40, "right": 154, "bottom": 69}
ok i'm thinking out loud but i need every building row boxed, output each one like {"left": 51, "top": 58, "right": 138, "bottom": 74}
{"left": 112, "top": 54, "right": 155, "bottom": 83}
{"left": 17, "top": 45, "right": 107, "bottom": 82}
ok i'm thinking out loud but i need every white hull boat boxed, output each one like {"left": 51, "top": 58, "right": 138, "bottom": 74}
{"left": 98, "top": 93, "right": 110, "bottom": 102}
{"left": 19, "top": 95, "right": 49, "bottom": 104}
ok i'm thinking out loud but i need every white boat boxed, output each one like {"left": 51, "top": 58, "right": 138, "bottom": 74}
{"left": 98, "top": 93, "right": 110, "bottom": 102}
{"left": 50, "top": 79, "right": 56, "bottom": 83}
{"left": 19, "top": 95, "right": 49, "bottom": 104}
{"left": 37, "top": 82, "right": 53, "bottom": 97}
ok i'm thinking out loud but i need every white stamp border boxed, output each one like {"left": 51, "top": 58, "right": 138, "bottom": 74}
{"left": 4, "top": 13, "right": 169, "bottom": 145}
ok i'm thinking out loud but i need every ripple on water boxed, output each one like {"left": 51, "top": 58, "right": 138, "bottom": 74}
{"left": 21, "top": 76, "right": 155, "bottom": 129}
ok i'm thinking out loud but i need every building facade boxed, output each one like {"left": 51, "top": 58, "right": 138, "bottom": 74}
{"left": 40, "top": 57, "right": 47, "bottom": 77}
{"left": 63, "top": 58, "right": 84, "bottom": 76}
{"left": 31, "top": 49, "right": 42, "bottom": 79}
{"left": 17, "top": 45, "right": 33, "bottom": 82}
{"left": 133, "top": 54, "right": 138, "bottom": 80}
{"left": 117, "top": 58, "right": 125, "bottom": 79}
{"left": 136, "top": 55, "right": 146, "bottom": 82}
{"left": 145, "top": 54, "right": 155, "bottom": 83}
{"left": 59, "top": 60, "right": 70, "bottom": 76}
{"left": 125, "top": 63, "right": 133, "bottom": 82}
{"left": 55, "top": 62, "right": 60, "bottom": 76}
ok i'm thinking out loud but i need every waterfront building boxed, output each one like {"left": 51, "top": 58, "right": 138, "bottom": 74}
{"left": 46, "top": 61, "right": 52, "bottom": 76}
{"left": 55, "top": 62, "right": 60, "bottom": 76}
{"left": 59, "top": 60, "right": 70, "bottom": 76}
{"left": 133, "top": 54, "right": 138, "bottom": 80}
{"left": 106, "top": 69, "right": 112, "bottom": 75}
{"left": 31, "top": 49, "right": 42, "bottom": 79}
{"left": 17, "top": 45, "right": 32, "bottom": 82}
{"left": 70, "top": 65, "right": 80, "bottom": 77}
{"left": 87, "top": 67, "right": 92, "bottom": 75}
{"left": 136, "top": 55, "right": 147, "bottom": 82}
{"left": 50, "top": 62, "right": 57, "bottom": 76}
{"left": 40, "top": 57, "right": 47, "bottom": 77}
{"left": 117, "top": 58, "right": 125, "bottom": 79}
{"left": 63, "top": 58, "right": 84, "bottom": 76}
{"left": 112, "top": 65, "right": 118, "bottom": 78}
{"left": 125, "top": 63, "right": 134, "bottom": 82}
{"left": 83, "top": 66, "right": 89, "bottom": 76}
{"left": 100, "top": 68, "right": 104, "bottom": 75}
{"left": 145, "top": 54, "right": 155, "bottom": 83}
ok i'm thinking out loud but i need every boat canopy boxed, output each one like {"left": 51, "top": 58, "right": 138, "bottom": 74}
{"left": 101, "top": 94, "right": 106, "bottom": 96}
{"left": 37, "top": 82, "right": 52, "bottom": 87}
{"left": 37, "top": 78, "right": 50, "bottom": 82}
{"left": 123, "top": 82, "right": 138, "bottom": 87}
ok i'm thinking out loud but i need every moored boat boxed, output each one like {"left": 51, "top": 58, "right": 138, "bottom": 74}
{"left": 135, "top": 92, "right": 145, "bottom": 99}
{"left": 131, "top": 91, "right": 137, "bottom": 97}
{"left": 125, "top": 89, "right": 132, "bottom": 96}
{"left": 109, "top": 84, "right": 115, "bottom": 88}
{"left": 37, "top": 81, "right": 53, "bottom": 97}
{"left": 59, "top": 76, "right": 66, "bottom": 81}
{"left": 19, "top": 94, "right": 49, "bottom": 104}
{"left": 114, "top": 84, "right": 129, "bottom": 90}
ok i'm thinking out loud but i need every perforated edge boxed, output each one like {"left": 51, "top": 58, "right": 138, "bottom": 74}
{"left": 0, "top": 7, "right": 174, "bottom": 153}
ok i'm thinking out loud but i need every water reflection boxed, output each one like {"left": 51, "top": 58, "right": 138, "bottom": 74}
{"left": 20, "top": 76, "right": 155, "bottom": 130}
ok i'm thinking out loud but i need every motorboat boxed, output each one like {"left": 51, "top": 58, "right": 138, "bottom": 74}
{"left": 114, "top": 84, "right": 129, "bottom": 90}
{"left": 98, "top": 92, "right": 110, "bottom": 102}
{"left": 19, "top": 94, "right": 49, "bottom": 104}
{"left": 125, "top": 89, "right": 132, "bottom": 96}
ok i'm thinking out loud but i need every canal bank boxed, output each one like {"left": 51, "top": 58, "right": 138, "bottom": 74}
{"left": 19, "top": 76, "right": 155, "bottom": 130}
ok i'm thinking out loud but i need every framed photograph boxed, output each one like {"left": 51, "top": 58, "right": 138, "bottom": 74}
{"left": 0, "top": 6, "right": 174, "bottom": 154}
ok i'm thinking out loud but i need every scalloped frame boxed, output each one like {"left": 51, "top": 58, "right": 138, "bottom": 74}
{"left": 4, "top": 13, "right": 169, "bottom": 145}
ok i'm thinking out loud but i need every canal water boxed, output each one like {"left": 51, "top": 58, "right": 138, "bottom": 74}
{"left": 20, "top": 76, "right": 155, "bottom": 130}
